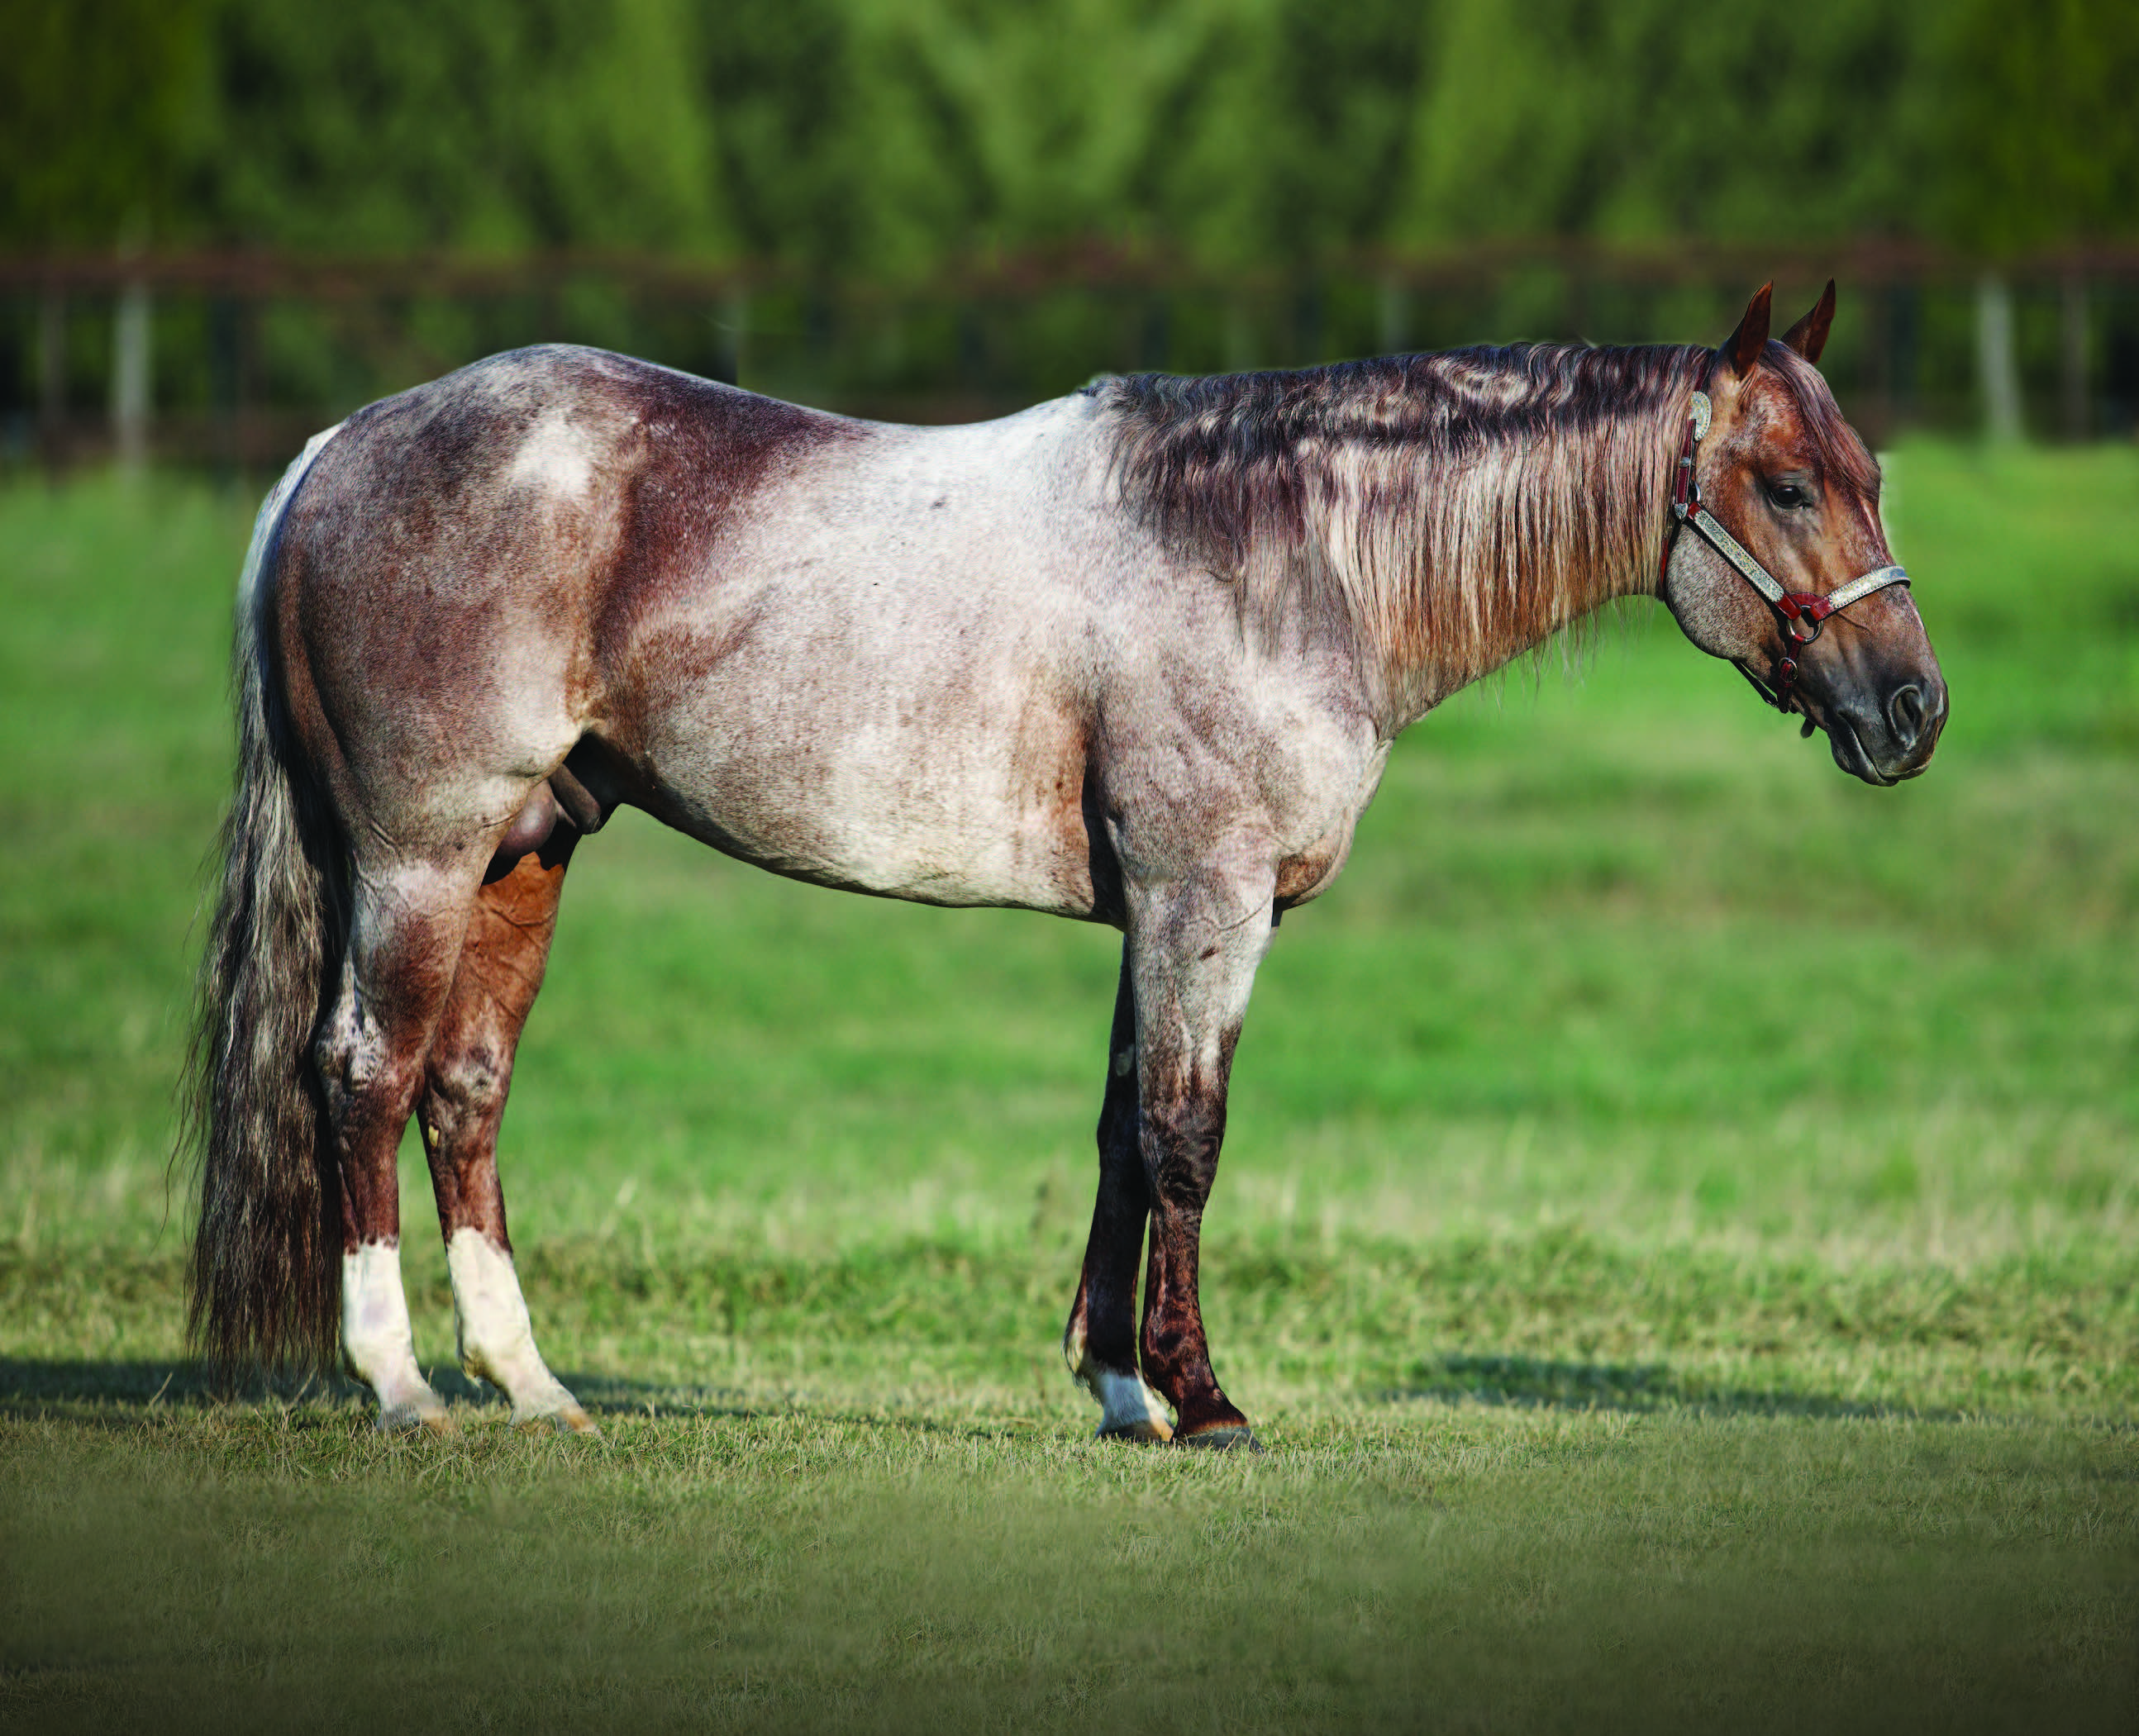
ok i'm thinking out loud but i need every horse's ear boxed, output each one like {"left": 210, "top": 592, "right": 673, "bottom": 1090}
{"left": 1724, "top": 283, "right": 1773, "bottom": 377}
{"left": 1782, "top": 279, "right": 1836, "bottom": 365}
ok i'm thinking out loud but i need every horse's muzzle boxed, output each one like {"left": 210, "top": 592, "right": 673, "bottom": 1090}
{"left": 1825, "top": 671, "right": 1948, "bottom": 785}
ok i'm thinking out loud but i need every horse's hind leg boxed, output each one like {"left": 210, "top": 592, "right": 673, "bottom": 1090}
{"left": 1063, "top": 945, "right": 1174, "bottom": 1441}
{"left": 320, "top": 854, "right": 484, "bottom": 1433}
{"left": 417, "top": 830, "right": 594, "bottom": 1434}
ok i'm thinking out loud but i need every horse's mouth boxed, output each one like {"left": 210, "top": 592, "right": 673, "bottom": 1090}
{"left": 1822, "top": 707, "right": 1944, "bottom": 786}
{"left": 1826, "top": 715, "right": 1897, "bottom": 787}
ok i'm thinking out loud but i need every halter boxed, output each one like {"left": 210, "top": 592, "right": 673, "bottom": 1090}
{"left": 1664, "top": 388, "right": 1909, "bottom": 714}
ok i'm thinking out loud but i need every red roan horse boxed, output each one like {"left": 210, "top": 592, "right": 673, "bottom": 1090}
{"left": 188, "top": 283, "right": 1944, "bottom": 1445}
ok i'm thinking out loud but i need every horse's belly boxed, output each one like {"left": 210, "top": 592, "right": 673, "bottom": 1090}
{"left": 643, "top": 688, "right": 1099, "bottom": 917}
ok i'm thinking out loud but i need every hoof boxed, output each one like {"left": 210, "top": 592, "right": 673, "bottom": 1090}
{"left": 1174, "top": 1422, "right": 1262, "bottom": 1453}
{"left": 1096, "top": 1418, "right": 1174, "bottom": 1444}
{"left": 377, "top": 1398, "right": 455, "bottom": 1438}
{"left": 515, "top": 1401, "right": 602, "bottom": 1439}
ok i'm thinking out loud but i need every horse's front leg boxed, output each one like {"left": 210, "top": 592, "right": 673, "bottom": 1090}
{"left": 1064, "top": 945, "right": 1173, "bottom": 1440}
{"left": 1129, "top": 865, "right": 1275, "bottom": 1450}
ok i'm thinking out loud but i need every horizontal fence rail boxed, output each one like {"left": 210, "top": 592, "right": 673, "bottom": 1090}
{"left": 7, "top": 242, "right": 2139, "bottom": 474}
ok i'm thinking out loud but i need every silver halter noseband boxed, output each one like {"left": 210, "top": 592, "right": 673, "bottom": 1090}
{"left": 1665, "top": 388, "right": 1909, "bottom": 712}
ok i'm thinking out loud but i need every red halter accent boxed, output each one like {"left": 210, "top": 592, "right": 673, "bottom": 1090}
{"left": 1662, "top": 389, "right": 1909, "bottom": 714}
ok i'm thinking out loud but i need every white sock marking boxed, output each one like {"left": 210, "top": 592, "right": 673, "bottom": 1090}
{"left": 445, "top": 1228, "right": 590, "bottom": 1430}
{"left": 1092, "top": 1369, "right": 1174, "bottom": 1436}
{"left": 1065, "top": 1320, "right": 1173, "bottom": 1439}
{"left": 341, "top": 1241, "right": 445, "bottom": 1427}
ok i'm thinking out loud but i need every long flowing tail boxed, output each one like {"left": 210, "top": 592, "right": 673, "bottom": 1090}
{"left": 183, "top": 427, "right": 348, "bottom": 1380}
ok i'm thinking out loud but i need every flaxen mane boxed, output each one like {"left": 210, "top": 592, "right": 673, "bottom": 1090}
{"left": 1099, "top": 344, "right": 1717, "bottom": 702}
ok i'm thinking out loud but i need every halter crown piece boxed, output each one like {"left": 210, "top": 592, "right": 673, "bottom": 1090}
{"left": 1665, "top": 388, "right": 1910, "bottom": 713}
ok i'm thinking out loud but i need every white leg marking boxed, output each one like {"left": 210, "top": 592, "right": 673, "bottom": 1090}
{"left": 341, "top": 1241, "right": 449, "bottom": 1434}
{"left": 445, "top": 1228, "right": 597, "bottom": 1436}
{"left": 1065, "top": 1321, "right": 1173, "bottom": 1441}
{"left": 1092, "top": 1370, "right": 1175, "bottom": 1438}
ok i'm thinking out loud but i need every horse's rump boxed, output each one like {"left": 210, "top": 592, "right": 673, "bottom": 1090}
{"left": 264, "top": 350, "right": 865, "bottom": 863}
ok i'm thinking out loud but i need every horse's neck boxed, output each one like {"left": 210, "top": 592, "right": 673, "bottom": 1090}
{"left": 1363, "top": 406, "right": 1678, "bottom": 732}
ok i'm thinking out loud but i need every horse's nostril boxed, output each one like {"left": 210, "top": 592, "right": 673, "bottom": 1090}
{"left": 1888, "top": 683, "right": 1926, "bottom": 748}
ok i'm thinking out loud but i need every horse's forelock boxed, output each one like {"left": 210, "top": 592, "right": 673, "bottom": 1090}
{"left": 1762, "top": 342, "right": 1881, "bottom": 501}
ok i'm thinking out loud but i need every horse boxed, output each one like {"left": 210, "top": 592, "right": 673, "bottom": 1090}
{"left": 185, "top": 282, "right": 1945, "bottom": 1446}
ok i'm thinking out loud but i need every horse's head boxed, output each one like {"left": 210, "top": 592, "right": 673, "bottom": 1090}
{"left": 1661, "top": 283, "right": 1946, "bottom": 785}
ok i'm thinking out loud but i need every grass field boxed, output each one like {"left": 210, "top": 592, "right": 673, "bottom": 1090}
{"left": 2, "top": 441, "right": 2137, "bottom": 1730}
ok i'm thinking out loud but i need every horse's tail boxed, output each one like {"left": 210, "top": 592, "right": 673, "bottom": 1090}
{"left": 183, "top": 426, "right": 349, "bottom": 1382}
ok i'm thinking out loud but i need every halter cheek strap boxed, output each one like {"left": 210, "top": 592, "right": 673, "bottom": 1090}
{"left": 1664, "top": 389, "right": 1910, "bottom": 711}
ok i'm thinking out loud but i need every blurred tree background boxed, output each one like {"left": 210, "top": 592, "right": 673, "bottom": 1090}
{"left": 2, "top": 0, "right": 2137, "bottom": 455}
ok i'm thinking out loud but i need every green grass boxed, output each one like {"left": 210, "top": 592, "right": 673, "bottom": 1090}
{"left": 2, "top": 441, "right": 2137, "bottom": 1729}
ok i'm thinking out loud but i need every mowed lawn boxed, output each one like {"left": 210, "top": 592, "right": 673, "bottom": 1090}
{"left": 1, "top": 440, "right": 2136, "bottom": 1730}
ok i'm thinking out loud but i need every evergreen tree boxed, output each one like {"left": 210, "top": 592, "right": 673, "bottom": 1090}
{"left": 1936, "top": 0, "right": 2139, "bottom": 251}
{"left": 0, "top": 0, "right": 212, "bottom": 246}
{"left": 196, "top": 0, "right": 724, "bottom": 254}
{"left": 1393, "top": 0, "right": 1930, "bottom": 246}
{"left": 8, "top": 0, "right": 2134, "bottom": 273}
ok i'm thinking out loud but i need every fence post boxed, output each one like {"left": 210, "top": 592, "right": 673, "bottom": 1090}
{"left": 1975, "top": 273, "right": 2022, "bottom": 443}
{"left": 112, "top": 276, "right": 152, "bottom": 474}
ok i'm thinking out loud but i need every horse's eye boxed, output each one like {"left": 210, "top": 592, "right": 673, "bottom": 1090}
{"left": 1767, "top": 481, "right": 1813, "bottom": 511}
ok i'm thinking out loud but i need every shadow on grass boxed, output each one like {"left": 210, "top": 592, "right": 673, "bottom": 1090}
{"left": 0, "top": 1358, "right": 360, "bottom": 1434}
{"left": 563, "top": 1374, "right": 1071, "bottom": 1443}
{"left": 1391, "top": 1353, "right": 1970, "bottom": 1423}
{"left": 0, "top": 1357, "right": 541, "bottom": 1420}
{"left": 0, "top": 1354, "right": 512, "bottom": 1417}
{"left": 0, "top": 1359, "right": 1032, "bottom": 1440}
{"left": 1, "top": 1352, "right": 1978, "bottom": 1434}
